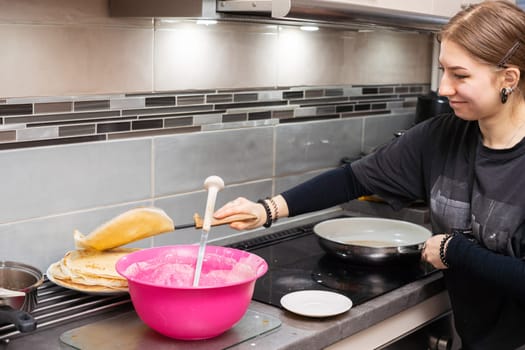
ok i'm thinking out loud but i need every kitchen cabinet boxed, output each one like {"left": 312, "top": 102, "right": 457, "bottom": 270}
{"left": 220, "top": 0, "right": 486, "bottom": 17}
{"left": 432, "top": 0, "right": 484, "bottom": 18}
{"left": 324, "top": 0, "right": 483, "bottom": 17}
{"left": 331, "top": 0, "right": 434, "bottom": 15}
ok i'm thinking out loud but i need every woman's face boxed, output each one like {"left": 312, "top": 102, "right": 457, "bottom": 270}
{"left": 438, "top": 39, "right": 502, "bottom": 121}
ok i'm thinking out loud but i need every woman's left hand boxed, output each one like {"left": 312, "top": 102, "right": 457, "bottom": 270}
{"left": 421, "top": 234, "right": 449, "bottom": 269}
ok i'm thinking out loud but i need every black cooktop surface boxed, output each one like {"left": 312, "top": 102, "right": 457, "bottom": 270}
{"left": 229, "top": 219, "right": 436, "bottom": 308}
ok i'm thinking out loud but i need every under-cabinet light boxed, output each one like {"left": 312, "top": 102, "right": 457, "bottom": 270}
{"left": 300, "top": 25, "right": 319, "bottom": 32}
{"left": 196, "top": 19, "right": 218, "bottom": 26}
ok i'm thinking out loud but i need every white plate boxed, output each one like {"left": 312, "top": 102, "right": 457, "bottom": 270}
{"left": 280, "top": 290, "right": 352, "bottom": 317}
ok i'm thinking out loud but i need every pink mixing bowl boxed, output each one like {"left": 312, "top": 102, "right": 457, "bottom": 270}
{"left": 115, "top": 245, "right": 268, "bottom": 340}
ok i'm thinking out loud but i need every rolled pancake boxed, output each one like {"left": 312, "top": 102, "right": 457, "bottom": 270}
{"left": 74, "top": 207, "right": 174, "bottom": 251}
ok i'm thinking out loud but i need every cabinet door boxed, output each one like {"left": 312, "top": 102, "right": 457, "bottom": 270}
{"left": 336, "top": 0, "right": 433, "bottom": 14}
{"left": 342, "top": 0, "right": 485, "bottom": 17}
{"left": 377, "top": 0, "right": 433, "bottom": 14}
{"left": 432, "top": 0, "right": 484, "bottom": 18}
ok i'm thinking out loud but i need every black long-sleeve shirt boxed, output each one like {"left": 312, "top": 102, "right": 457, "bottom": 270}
{"left": 282, "top": 113, "right": 525, "bottom": 350}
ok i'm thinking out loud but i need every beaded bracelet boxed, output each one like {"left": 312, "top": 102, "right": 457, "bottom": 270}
{"left": 257, "top": 199, "right": 273, "bottom": 228}
{"left": 267, "top": 197, "right": 279, "bottom": 222}
{"left": 439, "top": 234, "right": 454, "bottom": 268}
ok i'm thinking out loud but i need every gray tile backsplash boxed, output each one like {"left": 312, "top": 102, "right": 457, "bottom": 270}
{"left": 0, "top": 84, "right": 420, "bottom": 271}
{"left": 362, "top": 112, "right": 416, "bottom": 154}
{"left": 275, "top": 118, "right": 363, "bottom": 176}
{"left": 0, "top": 139, "right": 151, "bottom": 223}
{"left": 154, "top": 127, "right": 274, "bottom": 196}
{"left": 0, "top": 202, "right": 153, "bottom": 270}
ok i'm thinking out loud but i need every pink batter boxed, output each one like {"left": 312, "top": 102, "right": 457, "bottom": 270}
{"left": 123, "top": 250, "right": 257, "bottom": 287}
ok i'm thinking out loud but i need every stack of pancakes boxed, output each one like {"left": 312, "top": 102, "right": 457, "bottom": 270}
{"left": 47, "top": 248, "right": 139, "bottom": 293}
{"left": 47, "top": 207, "right": 175, "bottom": 293}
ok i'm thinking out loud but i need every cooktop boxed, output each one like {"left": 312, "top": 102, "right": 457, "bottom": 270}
{"left": 228, "top": 219, "right": 436, "bottom": 308}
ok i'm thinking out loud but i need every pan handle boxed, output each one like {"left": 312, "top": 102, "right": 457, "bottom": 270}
{"left": 397, "top": 244, "right": 423, "bottom": 255}
{"left": 0, "top": 305, "right": 37, "bottom": 332}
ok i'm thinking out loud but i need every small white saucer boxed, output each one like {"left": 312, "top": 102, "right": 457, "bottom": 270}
{"left": 280, "top": 290, "right": 353, "bottom": 318}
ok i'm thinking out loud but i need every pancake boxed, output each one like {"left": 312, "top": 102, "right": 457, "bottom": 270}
{"left": 48, "top": 248, "right": 139, "bottom": 292}
{"left": 62, "top": 248, "right": 137, "bottom": 280}
{"left": 74, "top": 207, "right": 174, "bottom": 251}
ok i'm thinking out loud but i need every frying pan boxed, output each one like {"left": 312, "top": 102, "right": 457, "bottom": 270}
{"left": 0, "top": 261, "right": 44, "bottom": 332}
{"left": 313, "top": 217, "right": 431, "bottom": 265}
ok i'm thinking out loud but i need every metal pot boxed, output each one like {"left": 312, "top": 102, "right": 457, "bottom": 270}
{"left": 313, "top": 217, "right": 431, "bottom": 265}
{"left": 0, "top": 261, "right": 44, "bottom": 332}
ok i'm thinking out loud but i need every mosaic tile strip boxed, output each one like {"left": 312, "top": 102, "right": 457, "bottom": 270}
{"left": 177, "top": 95, "right": 205, "bottom": 105}
{"left": 34, "top": 102, "right": 72, "bottom": 114}
{"left": 0, "top": 130, "right": 15, "bottom": 142}
{"left": 59, "top": 124, "right": 96, "bottom": 137}
{"left": 0, "top": 104, "right": 32, "bottom": 116}
{"left": 74, "top": 100, "right": 110, "bottom": 111}
{"left": 206, "top": 94, "right": 233, "bottom": 103}
{"left": 0, "top": 84, "right": 429, "bottom": 149}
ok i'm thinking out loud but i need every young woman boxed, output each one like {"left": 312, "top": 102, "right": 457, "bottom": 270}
{"left": 214, "top": 1, "right": 525, "bottom": 349}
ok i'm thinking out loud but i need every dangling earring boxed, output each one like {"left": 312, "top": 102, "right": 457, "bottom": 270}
{"left": 501, "top": 87, "right": 514, "bottom": 104}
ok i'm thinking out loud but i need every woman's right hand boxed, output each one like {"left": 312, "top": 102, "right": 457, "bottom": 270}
{"left": 214, "top": 197, "right": 267, "bottom": 230}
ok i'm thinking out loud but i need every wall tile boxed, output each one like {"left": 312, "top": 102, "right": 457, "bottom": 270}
{"left": 275, "top": 118, "right": 363, "bottom": 176}
{"left": 362, "top": 112, "right": 416, "bottom": 154}
{"left": 276, "top": 27, "right": 346, "bottom": 86}
{"left": 74, "top": 100, "right": 110, "bottom": 111}
{"left": 146, "top": 96, "right": 175, "bottom": 107}
{"left": 132, "top": 118, "right": 163, "bottom": 130}
{"left": 154, "top": 127, "right": 274, "bottom": 197}
{"left": 346, "top": 31, "right": 433, "bottom": 84}
{"left": 0, "top": 139, "right": 152, "bottom": 223}
{"left": 177, "top": 95, "right": 205, "bottom": 106}
{"left": 193, "top": 114, "right": 221, "bottom": 126}
{"left": 0, "top": 201, "right": 153, "bottom": 272}
{"left": 206, "top": 94, "right": 233, "bottom": 103}
{"left": 0, "top": 24, "right": 153, "bottom": 98}
{"left": 165, "top": 116, "right": 194, "bottom": 128}
{"left": 110, "top": 97, "right": 145, "bottom": 110}
{"left": 0, "top": 130, "right": 16, "bottom": 142}
{"left": 0, "top": 104, "right": 32, "bottom": 116}
{"left": 97, "top": 121, "right": 131, "bottom": 133}
{"left": 5, "top": 111, "right": 121, "bottom": 125}
{"left": 59, "top": 123, "right": 96, "bottom": 137}
{"left": 34, "top": 102, "right": 72, "bottom": 114}
{"left": 17, "top": 125, "right": 59, "bottom": 141}
{"left": 155, "top": 22, "right": 277, "bottom": 90}
{"left": 153, "top": 181, "right": 272, "bottom": 246}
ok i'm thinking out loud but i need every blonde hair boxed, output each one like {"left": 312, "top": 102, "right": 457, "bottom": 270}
{"left": 438, "top": 1, "right": 525, "bottom": 90}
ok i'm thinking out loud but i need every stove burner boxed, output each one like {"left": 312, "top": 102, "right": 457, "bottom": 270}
{"left": 311, "top": 254, "right": 431, "bottom": 296}
{"left": 262, "top": 269, "right": 318, "bottom": 292}
{"left": 229, "top": 218, "right": 436, "bottom": 308}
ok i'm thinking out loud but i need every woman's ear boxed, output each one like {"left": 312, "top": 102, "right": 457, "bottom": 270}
{"left": 503, "top": 66, "right": 521, "bottom": 88}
